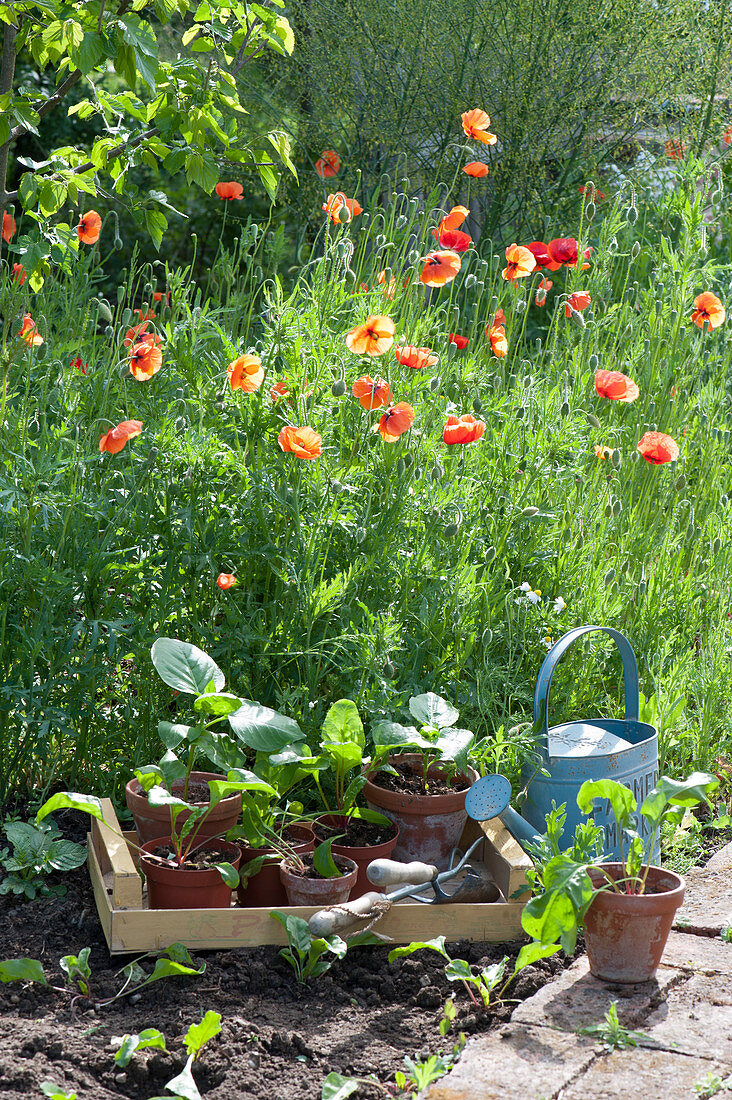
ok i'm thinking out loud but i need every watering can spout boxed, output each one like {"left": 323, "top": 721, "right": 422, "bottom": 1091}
{"left": 498, "top": 805, "right": 543, "bottom": 851}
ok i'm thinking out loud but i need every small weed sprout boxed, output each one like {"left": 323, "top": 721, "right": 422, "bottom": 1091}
{"left": 694, "top": 1070, "right": 729, "bottom": 1098}
{"left": 578, "top": 1001, "right": 652, "bottom": 1051}
{"left": 271, "top": 911, "right": 347, "bottom": 983}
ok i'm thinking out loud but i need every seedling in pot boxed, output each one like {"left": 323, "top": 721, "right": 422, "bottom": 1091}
{"left": 371, "top": 692, "right": 474, "bottom": 792}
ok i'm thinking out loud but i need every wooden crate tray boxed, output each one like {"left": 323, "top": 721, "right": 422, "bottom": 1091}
{"left": 88, "top": 799, "right": 532, "bottom": 954}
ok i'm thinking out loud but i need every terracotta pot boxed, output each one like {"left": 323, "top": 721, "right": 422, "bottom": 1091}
{"left": 363, "top": 754, "right": 478, "bottom": 869}
{"left": 279, "top": 854, "right": 358, "bottom": 906}
{"left": 584, "top": 863, "right": 685, "bottom": 983}
{"left": 140, "top": 837, "right": 242, "bottom": 910}
{"left": 313, "top": 814, "right": 399, "bottom": 897}
{"left": 236, "top": 824, "right": 315, "bottom": 908}
{"left": 125, "top": 771, "right": 242, "bottom": 845}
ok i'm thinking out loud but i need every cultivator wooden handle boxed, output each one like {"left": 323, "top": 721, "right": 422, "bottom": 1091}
{"left": 366, "top": 859, "right": 438, "bottom": 887}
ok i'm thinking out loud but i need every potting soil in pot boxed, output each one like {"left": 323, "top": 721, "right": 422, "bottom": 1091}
{"left": 370, "top": 759, "right": 470, "bottom": 796}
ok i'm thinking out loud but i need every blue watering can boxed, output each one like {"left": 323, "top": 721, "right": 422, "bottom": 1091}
{"left": 483, "top": 626, "right": 660, "bottom": 860}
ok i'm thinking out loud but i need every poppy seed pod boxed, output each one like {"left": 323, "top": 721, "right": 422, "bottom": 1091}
{"left": 522, "top": 505, "right": 539, "bottom": 517}
{"left": 675, "top": 475, "right": 687, "bottom": 491}
{"left": 586, "top": 413, "right": 601, "bottom": 429}
{"left": 631, "top": 242, "right": 641, "bottom": 259}
{"left": 331, "top": 379, "right": 347, "bottom": 396}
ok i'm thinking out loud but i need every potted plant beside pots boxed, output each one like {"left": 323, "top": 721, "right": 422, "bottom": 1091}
{"left": 279, "top": 837, "right": 358, "bottom": 907}
{"left": 522, "top": 771, "right": 719, "bottom": 982}
{"left": 309, "top": 699, "right": 399, "bottom": 897}
{"left": 365, "top": 692, "right": 477, "bottom": 868}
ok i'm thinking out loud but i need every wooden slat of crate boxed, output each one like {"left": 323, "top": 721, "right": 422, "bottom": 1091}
{"left": 88, "top": 801, "right": 531, "bottom": 954}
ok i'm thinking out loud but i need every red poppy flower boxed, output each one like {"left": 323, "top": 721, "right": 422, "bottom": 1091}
{"left": 502, "top": 244, "right": 536, "bottom": 281}
{"left": 129, "top": 335, "right": 163, "bottom": 381}
{"left": 216, "top": 573, "right": 238, "bottom": 590}
{"left": 435, "top": 228, "right": 472, "bottom": 252}
{"left": 278, "top": 425, "right": 322, "bottom": 459}
{"left": 461, "top": 109, "right": 497, "bottom": 144}
{"left": 448, "top": 333, "right": 469, "bottom": 349}
{"left": 535, "top": 277, "right": 552, "bottom": 307}
{"left": 228, "top": 353, "right": 264, "bottom": 392}
{"left": 315, "top": 150, "right": 340, "bottom": 178}
{"left": 11, "top": 262, "right": 25, "bottom": 285}
{"left": 18, "top": 314, "right": 43, "bottom": 347}
{"left": 215, "top": 181, "right": 243, "bottom": 200}
{"left": 526, "top": 241, "right": 551, "bottom": 268}
{"left": 443, "top": 413, "right": 485, "bottom": 445}
{"left": 723, "top": 126, "right": 732, "bottom": 146}
{"left": 579, "top": 185, "right": 606, "bottom": 202}
{"left": 352, "top": 375, "right": 392, "bottom": 410}
{"left": 77, "top": 210, "right": 102, "bottom": 244}
{"left": 463, "top": 162, "right": 489, "bottom": 178}
{"left": 594, "top": 370, "right": 639, "bottom": 403}
{"left": 270, "top": 381, "right": 291, "bottom": 401}
{"left": 152, "top": 291, "right": 169, "bottom": 304}
{"left": 347, "top": 315, "right": 395, "bottom": 356}
{"left": 99, "top": 419, "right": 143, "bottom": 454}
{"left": 322, "top": 193, "right": 363, "bottom": 224}
{"left": 486, "top": 319, "right": 508, "bottom": 358}
{"left": 419, "top": 250, "right": 461, "bottom": 287}
{"left": 691, "top": 292, "right": 725, "bottom": 330}
{"left": 2, "top": 210, "right": 16, "bottom": 241}
{"left": 664, "top": 139, "right": 686, "bottom": 160}
{"left": 375, "top": 402, "right": 415, "bottom": 443}
{"left": 437, "top": 206, "right": 470, "bottom": 234}
{"left": 565, "top": 291, "right": 591, "bottom": 318}
{"left": 394, "top": 344, "right": 438, "bottom": 370}
{"left": 637, "top": 431, "right": 679, "bottom": 464}
{"left": 71, "top": 356, "right": 87, "bottom": 375}
{"left": 546, "top": 237, "right": 578, "bottom": 268}
{"left": 124, "top": 321, "right": 152, "bottom": 347}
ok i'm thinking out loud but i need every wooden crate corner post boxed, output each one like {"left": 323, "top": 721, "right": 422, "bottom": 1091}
{"left": 90, "top": 798, "right": 143, "bottom": 910}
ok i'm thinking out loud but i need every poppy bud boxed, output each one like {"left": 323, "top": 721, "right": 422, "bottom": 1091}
{"left": 621, "top": 560, "right": 630, "bottom": 574}
{"left": 114, "top": 236, "right": 124, "bottom": 251}
{"left": 604, "top": 503, "right": 612, "bottom": 517}
{"left": 345, "top": 268, "right": 356, "bottom": 282}
{"left": 585, "top": 201, "right": 596, "bottom": 221}
{"left": 604, "top": 568, "right": 616, "bottom": 585}
{"left": 338, "top": 205, "right": 352, "bottom": 224}
{"left": 560, "top": 400, "right": 570, "bottom": 418}
{"left": 331, "top": 480, "right": 343, "bottom": 493}
{"left": 674, "top": 474, "right": 686, "bottom": 491}
{"left": 396, "top": 458, "right": 406, "bottom": 477}
{"left": 183, "top": 469, "right": 193, "bottom": 487}
{"left": 447, "top": 341, "right": 458, "bottom": 358}
{"left": 331, "top": 379, "right": 347, "bottom": 396}
{"left": 403, "top": 452, "right": 414, "bottom": 468}
{"left": 465, "top": 274, "right": 477, "bottom": 288}
{"left": 638, "top": 580, "right": 647, "bottom": 595}
{"left": 429, "top": 375, "right": 441, "bottom": 392}
{"left": 445, "top": 522, "right": 460, "bottom": 537}
{"left": 589, "top": 353, "right": 599, "bottom": 370}
{"left": 515, "top": 299, "right": 526, "bottom": 314}
{"left": 120, "top": 308, "right": 132, "bottom": 327}
{"left": 611, "top": 449, "right": 622, "bottom": 467}
{"left": 355, "top": 527, "right": 366, "bottom": 544}
{"left": 382, "top": 660, "right": 396, "bottom": 678}
{"left": 412, "top": 465, "right": 422, "bottom": 479}
{"left": 631, "top": 241, "right": 641, "bottom": 259}
{"left": 627, "top": 205, "right": 638, "bottom": 224}
{"left": 408, "top": 249, "right": 420, "bottom": 263}
{"left": 176, "top": 417, "right": 187, "bottom": 432}
{"left": 117, "top": 284, "right": 126, "bottom": 304}
{"left": 521, "top": 505, "right": 539, "bottom": 516}
{"left": 375, "top": 233, "right": 386, "bottom": 247}
{"left": 608, "top": 237, "right": 618, "bottom": 252}
{"left": 96, "top": 299, "right": 113, "bottom": 323}
{"left": 514, "top": 468, "right": 525, "bottom": 478}
{"left": 214, "top": 397, "right": 226, "bottom": 411}
{"left": 713, "top": 536, "right": 722, "bottom": 554}
{"left": 568, "top": 306, "right": 586, "bottom": 328}
{"left": 472, "top": 397, "right": 483, "bottom": 413}
{"left": 721, "top": 494, "right": 728, "bottom": 505}
{"left": 515, "top": 406, "right": 525, "bottom": 420}
{"left": 612, "top": 499, "right": 622, "bottom": 515}
{"left": 586, "top": 412, "right": 601, "bottom": 429}
{"left": 147, "top": 447, "right": 159, "bottom": 467}
{"left": 396, "top": 214, "right": 407, "bottom": 229}
{"left": 432, "top": 462, "right": 444, "bottom": 480}
{"left": 105, "top": 325, "right": 114, "bottom": 337}
{"left": 485, "top": 546, "right": 496, "bottom": 563}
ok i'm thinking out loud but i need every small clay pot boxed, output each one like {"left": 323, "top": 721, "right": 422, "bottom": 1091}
{"left": 279, "top": 854, "right": 358, "bottom": 906}
{"left": 584, "top": 863, "right": 685, "bottom": 983}
{"left": 313, "top": 814, "right": 399, "bottom": 897}
{"left": 125, "top": 770, "right": 242, "bottom": 845}
{"left": 363, "top": 754, "right": 477, "bottom": 869}
{"left": 140, "top": 837, "right": 242, "bottom": 910}
{"left": 237, "top": 824, "right": 315, "bottom": 908}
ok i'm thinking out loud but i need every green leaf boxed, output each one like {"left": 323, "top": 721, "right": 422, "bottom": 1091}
{"left": 184, "top": 1010, "right": 222, "bottom": 1058}
{"left": 164, "top": 1054, "right": 200, "bottom": 1100}
{"left": 267, "top": 129, "right": 297, "bottom": 179}
{"left": 144, "top": 208, "right": 168, "bottom": 251}
{"left": 321, "top": 1072, "right": 360, "bottom": 1100}
{"left": 322, "top": 699, "right": 364, "bottom": 749}
{"left": 444, "top": 958, "right": 474, "bottom": 982}
{"left": 40, "top": 1084, "right": 76, "bottom": 1100}
{"left": 513, "top": 942, "right": 562, "bottom": 975}
{"left": 114, "top": 1029, "right": 167, "bottom": 1067}
{"left": 17, "top": 172, "right": 38, "bottom": 211}
{"left": 409, "top": 693, "right": 459, "bottom": 730}
{"left": 38, "top": 179, "right": 68, "bottom": 216}
{"left": 157, "top": 722, "right": 193, "bottom": 750}
{"left": 227, "top": 700, "right": 303, "bottom": 752}
{"left": 47, "top": 839, "right": 87, "bottom": 871}
{"left": 388, "top": 937, "right": 449, "bottom": 963}
{"left": 151, "top": 638, "right": 225, "bottom": 695}
{"left": 271, "top": 911, "right": 313, "bottom": 955}
{"left": 312, "top": 838, "right": 342, "bottom": 878}
{"left": 71, "top": 30, "right": 105, "bottom": 73}
{"left": 254, "top": 149, "right": 278, "bottom": 201}
{"left": 185, "top": 151, "right": 219, "bottom": 192}
{"left": 11, "top": 101, "right": 40, "bottom": 136}
{"left": 36, "top": 792, "right": 105, "bottom": 824}
{"left": 146, "top": 785, "right": 189, "bottom": 809}
{"left": 146, "top": 956, "right": 206, "bottom": 984}
{"left": 0, "top": 958, "right": 47, "bottom": 984}
{"left": 194, "top": 692, "right": 243, "bottom": 717}
{"left": 215, "top": 861, "right": 239, "bottom": 887}
{"left": 577, "top": 779, "right": 637, "bottom": 831}
{"left": 120, "top": 15, "right": 159, "bottom": 91}
{"left": 640, "top": 773, "right": 719, "bottom": 831}
{"left": 370, "top": 720, "right": 421, "bottom": 748}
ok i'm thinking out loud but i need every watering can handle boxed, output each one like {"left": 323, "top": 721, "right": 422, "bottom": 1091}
{"left": 533, "top": 625, "right": 639, "bottom": 752}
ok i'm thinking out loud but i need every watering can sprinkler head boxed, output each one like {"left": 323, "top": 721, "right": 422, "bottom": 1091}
{"left": 466, "top": 773, "right": 543, "bottom": 851}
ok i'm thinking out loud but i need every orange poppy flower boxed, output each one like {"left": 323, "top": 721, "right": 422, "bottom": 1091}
{"left": 77, "top": 210, "right": 102, "bottom": 244}
{"left": 486, "top": 320, "right": 508, "bottom": 358}
{"left": 723, "top": 126, "right": 732, "bottom": 146}
{"left": 99, "top": 419, "right": 143, "bottom": 455}
{"left": 216, "top": 573, "right": 238, "bottom": 590}
{"left": 502, "top": 244, "right": 536, "bottom": 281}
{"left": 376, "top": 270, "right": 397, "bottom": 298}
{"left": 124, "top": 321, "right": 152, "bottom": 347}
{"left": 594, "top": 445, "right": 613, "bottom": 460}
{"left": 315, "top": 150, "right": 340, "bottom": 178}
{"left": 270, "top": 381, "right": 291, "bottom": 401}
{"left": 664, "top": 139, "right": 686, "bottom": 160}
{"left": 691, "top": 292, "right": 725, "bottom": 330}
{"left": 637, "top": 431, "right": 679, "bottom": 465}
{"left": 322, "top": 193, "right": 363, "bottom": 224}
{"left": 394, "top": 344, "right": 438, "bottom": 370}
{"left": 228, "top": 353, "right": 264, "bottom": 392}
{"left": 461, "top": 109, "right": 497, "bottom": 144}
{"left": 11, "top": 263, "right": 25, "bottom": 285}
{"left": 463, "top": 162, "right": 489, "bottom": 177}
{"left": 346, "top": 315, "right": 395, "bottom": 356}
{"left": 535, "top": 277, "right": 552, "bottom": 306}
{"left": 134, "top": 307, "right": 156, "bottom": 323}
{"left": 443, "top": 413, "right": 485, "bottom": 445}
{"left": 352, "top": 375, "right": 392, "bottom": 410}
{"left": 435, "top": 228, "right": 472, "bottom": 252}
{"left": 594, "top": 370, "right": 639, "bottom": 403}
{"left": 374, "top": 402, "right": 415, "bottom": 443}
{"left": 18, "top": 313, "right": 43, "bottom": 346}
{"left": 565, "top": 291, "right": 591, "bottom": 318}
{"left": 152, "top": 291, "right": 169, "bottom": 304}
{"left": 215, "top": 181, "right": 243, "bottom": 200}
{"left": 448, "top": 333, "right": 469, "bottom": 349}
{"left": 437, "top": 205, "right": 470, "bottom": 234}
{"left": 3, "top": 210, "right": 17, "bottom": 241}
{"left": 420, "top": 250, "right": 461, "bottom": 287}
{"left": 278, "top": 425, "right": 323, "bottom": 460}
{"left": 129, "top": 335, "right": 163, "bottom": 381}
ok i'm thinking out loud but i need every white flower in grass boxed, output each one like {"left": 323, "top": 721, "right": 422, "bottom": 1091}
{"left": 515, "top": 581, "right": 542, "bottom": 606}
{"left": 553, "top": 596, "right": 566, "bottom": 613}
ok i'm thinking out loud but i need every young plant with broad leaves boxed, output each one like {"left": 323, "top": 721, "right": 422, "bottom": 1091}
{"left": 372, "top": 692, "right": 475, "bottom": 791}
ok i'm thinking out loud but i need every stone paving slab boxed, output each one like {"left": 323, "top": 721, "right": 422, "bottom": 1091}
{"left": 560, "top": 1048, "right": 732, "bottom": 1100}
{"left": 675, "top": 865, "right": 732, "bottom": 934}
{"left": 642, "top": 972, "right": 732, "bottom": 1064}
{"left": 422, "top": 1023, "right": 595, "bottom": 1100}
{"left": 706, "top": 839, "right": 732, "bottom": 871}
{"left": 660, "top": 929, "right": 732, "bottom": 973}
{"left": 510, "top": 955, "right": 681, "bottom": 1032}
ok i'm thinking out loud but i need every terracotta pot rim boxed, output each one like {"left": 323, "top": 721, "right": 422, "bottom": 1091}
{"left": 126, "top": 771, "right": 242, "bottom": 808}
{"left": 140, "top": 836, "right": 241, "bottom": 877}
{"left": 364, "top": 755, "right": 477, "bottom": 812}
{"left": 279, "top": 854, "right": 358, "bottom": 880}
{"left": 587, "top": 863, "right": 685, "bottom": 912}
{"left": 314, "top": 812, "right": 399, "bottom": 850}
